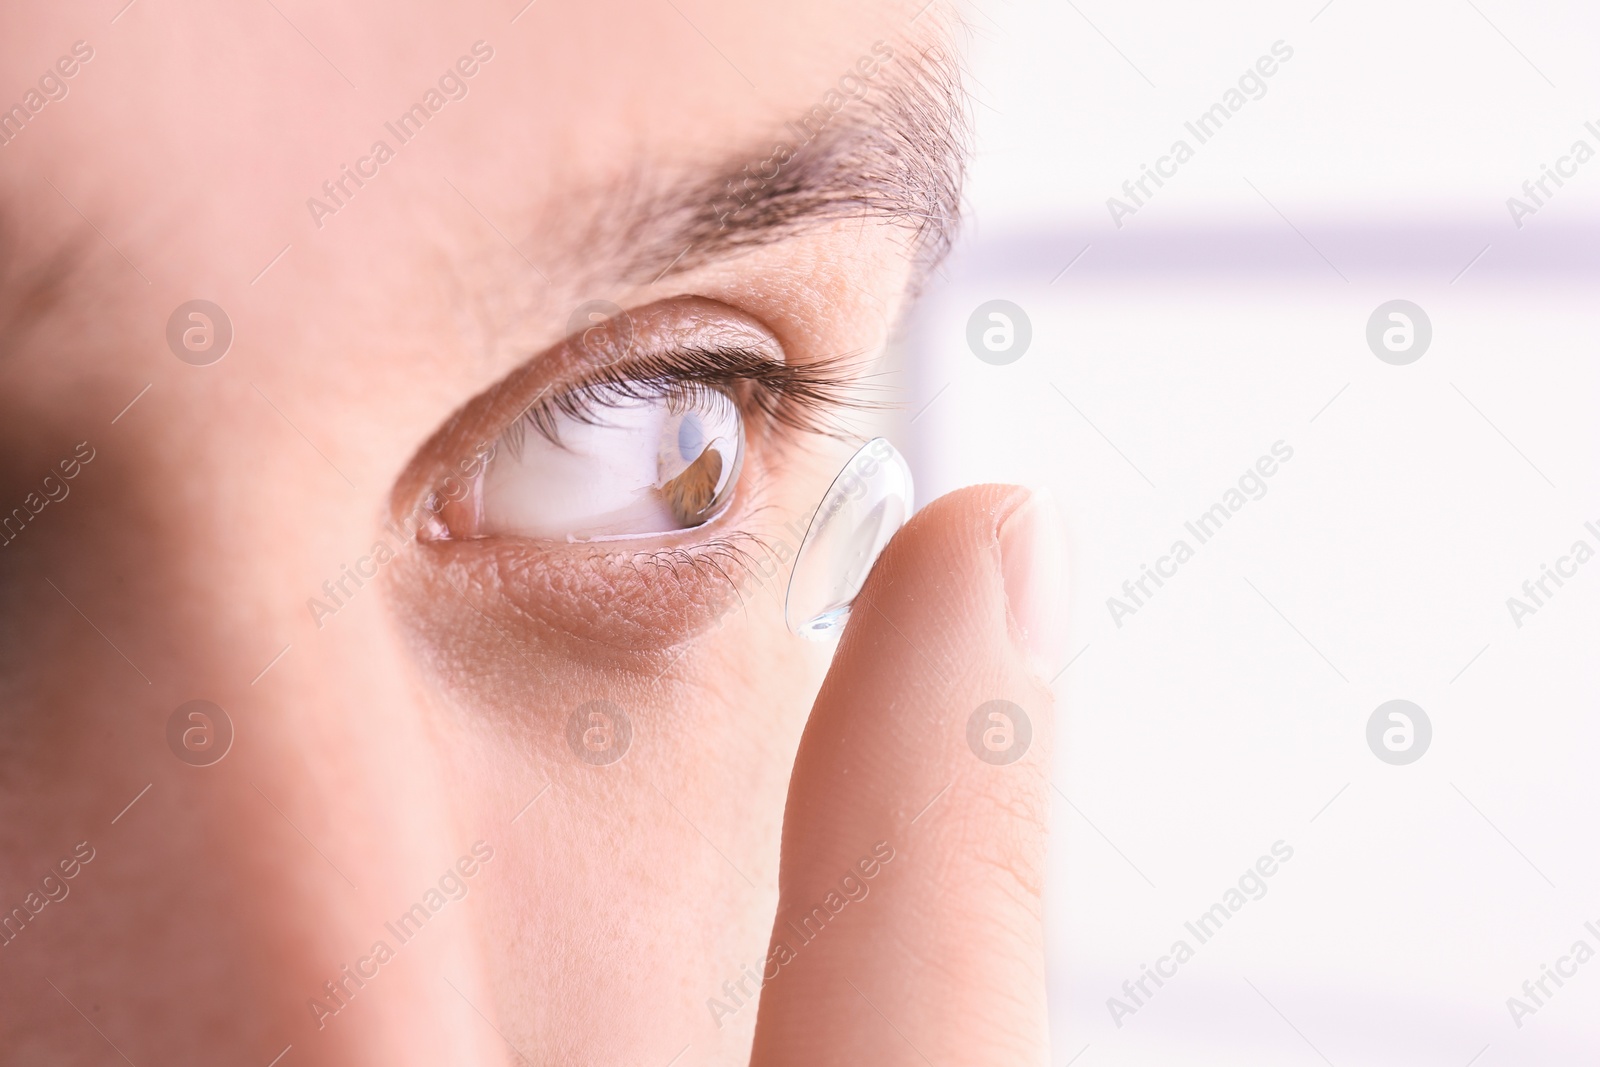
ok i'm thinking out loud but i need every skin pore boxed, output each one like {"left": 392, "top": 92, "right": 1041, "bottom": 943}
{"left": 0, "top": 1, "right": 1063, "bottom": 1064}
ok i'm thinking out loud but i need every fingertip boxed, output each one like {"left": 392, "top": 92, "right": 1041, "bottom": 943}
{"left": 998, "top": 487, "right": 1068, "bottom": 683}
{"left": 852, "top": 482, "right": 1065, "bottom": 684}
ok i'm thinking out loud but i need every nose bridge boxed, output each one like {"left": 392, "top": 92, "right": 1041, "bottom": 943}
{"left": 230, "top": 624, "right": 513, "bottom": 1065}
{"left": 172, "top": 419, "right": 516, "bottom": 1063}
{"left": 0, "top": 391, "right": 514, "bottom": 1064}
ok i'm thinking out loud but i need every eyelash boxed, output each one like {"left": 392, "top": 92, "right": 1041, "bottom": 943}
{"left": 461, "top": 341, "right": 868, "bottom": 598}
{"left": 629, "top": 529, "right": 778, "bottom": 591}
{"left": 499, "top": 343, "right": 870, "bottom": 459}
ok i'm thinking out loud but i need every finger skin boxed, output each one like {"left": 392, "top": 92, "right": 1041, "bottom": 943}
{"left": 751, "top": 484, "right": 1055, "bottom": 1066}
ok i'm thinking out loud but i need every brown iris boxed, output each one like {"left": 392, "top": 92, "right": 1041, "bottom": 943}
{"left": 659, "top": 444, "right": 725, "bottom": 526}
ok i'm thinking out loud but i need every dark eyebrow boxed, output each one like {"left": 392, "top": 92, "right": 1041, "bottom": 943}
{"left": 590, "top": 43, "right": 969, "bottom": 291}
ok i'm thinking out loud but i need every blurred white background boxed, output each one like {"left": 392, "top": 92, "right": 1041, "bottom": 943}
{"left": 897, "top": 1, "right": 1600, "bottom": 1063}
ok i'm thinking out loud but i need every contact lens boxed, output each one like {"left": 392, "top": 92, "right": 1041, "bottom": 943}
{"left": 784, "top": 437, "right": 915, "bottom": 638}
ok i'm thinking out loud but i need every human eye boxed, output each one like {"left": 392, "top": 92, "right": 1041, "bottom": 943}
{"left": 388, "top": 296, "right": 866, "bottom": 650}
{"left": 447, "top": 376, "right": 746, "bottom": 542}
{"left": 421, "top": 298, "right": 858, "bottom": 545}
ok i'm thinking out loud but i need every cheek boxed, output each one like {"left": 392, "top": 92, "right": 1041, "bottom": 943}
{"left": 420, "top": 613, "right": 822, "bottom": 1054}
{"left": 388, "top": 539, "right": 827, "bottom": 787}
{"left": 384, "top": 445, "right": 841, "bottom": 739}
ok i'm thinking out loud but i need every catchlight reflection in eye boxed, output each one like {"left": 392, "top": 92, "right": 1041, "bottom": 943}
{"left": 474, "top": 383, "right": 744, "bottom": 542}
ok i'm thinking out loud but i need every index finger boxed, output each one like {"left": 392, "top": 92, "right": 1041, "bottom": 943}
{"left": 751, "top": 484, "right": 1067, "bottom": 1065}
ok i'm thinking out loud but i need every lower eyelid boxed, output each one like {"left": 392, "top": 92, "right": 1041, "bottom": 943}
{"left": 401, "top": 449, "right": 791, "bottom": 651}
{"left": 396, "top": 514, "right": 786, "bottom": 659}
{"left": 386, "top": 535, "right": 783, "bottom": 734}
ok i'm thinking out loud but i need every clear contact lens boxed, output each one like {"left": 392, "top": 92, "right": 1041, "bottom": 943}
{"left": 784, "top": 437, "right": 914, "bottom": 639}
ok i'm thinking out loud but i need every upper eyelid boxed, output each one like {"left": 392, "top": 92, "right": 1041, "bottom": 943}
{"left": 519, "top": 347, "right": 766, "bottom": 440}
{"left": 508, "top": 343, "right": 859, "bottom": 450}
{"left": 499, "top": 375, "right": 727, "bottom": 461}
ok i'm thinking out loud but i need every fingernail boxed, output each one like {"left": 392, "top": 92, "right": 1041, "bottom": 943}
{"left": 998, "top": 488, "right": 1067, "bottom": 681}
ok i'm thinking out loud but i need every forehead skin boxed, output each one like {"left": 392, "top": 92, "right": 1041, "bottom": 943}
{"left": 0, "top": 0, "right": 952, "bottom": 422}
{"left": 0, "top": 1, "right": 962, "bottom": 1064}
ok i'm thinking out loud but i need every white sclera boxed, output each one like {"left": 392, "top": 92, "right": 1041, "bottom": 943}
{"left": 784, "top": 437, "right": 915, "bottom": 638}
